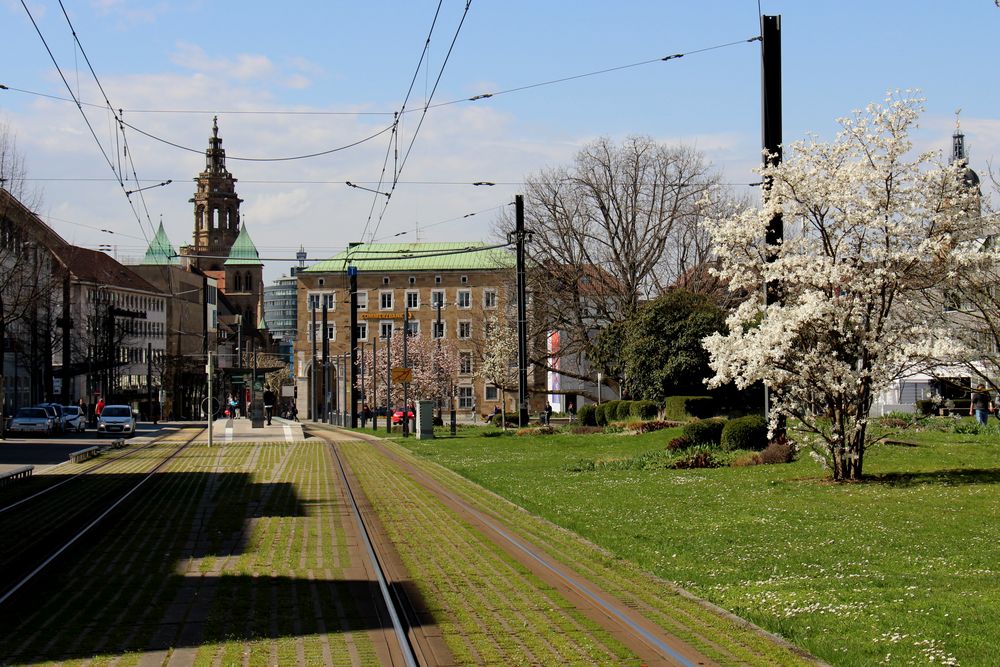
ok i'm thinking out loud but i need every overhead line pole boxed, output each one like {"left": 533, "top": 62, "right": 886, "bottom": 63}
{"left": 513, "top": 194, "right": 530, "bottom": 428}
{"left": 761, "top": 14, "right": 783, "bottom": 432}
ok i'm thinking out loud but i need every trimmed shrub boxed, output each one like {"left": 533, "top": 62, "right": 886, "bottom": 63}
{"left": 664, "top": 396, "right": 715, "bottom": 420}
{"left": 614, "top": 400, "right": 634, "bottom": 421}
{"left": 570, "top": 425, "right": 603, "bottom": 435}
{"left": 681, "top": 417, "right": 727, "bottom": 447}
{"left": 758, "top": 439, "right": 795, "bottom": 464}
{"left": 623, "top": 419, "right": 677, "bottom": 434}
{"left": 666, "top": 434, "right": 695, "bottom": 451}
{"left": 631, "top": 400, "right": 659, "bottom": 420}
{"left": 720, "top": 415, "right": 768, "bottom": 451}
{"left": 601, "top": 400, "right": 621, "bottom": 424}
{"left": 516, "top": 425, "right": 557, "bottom": 436}
{"left": 577, "top": 404, "right": 597, "bottom": 426}
{"left": 594, "top": 404, "right": 608, "bottom": 426}
{"left": 491, "top": 412, "right": 518, "bottom": 427}
{"left": 915, "top": 399, "right": 936, "bottom": 416}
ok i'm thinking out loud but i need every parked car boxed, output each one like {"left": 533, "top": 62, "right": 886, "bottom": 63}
{"left": 61, "top": 405, "right": 86, "bottom": 432}
{"left": 391, "top": 408, "right": 414, "bottom": 425}
{"left": 8, "top": 407, "right": 55, "bottom": 435}
{"left": 36, "top": 404, "right": 64, "bottom": 433}
{"left": 96, "top": 405, "right": 137, "bottom": 437}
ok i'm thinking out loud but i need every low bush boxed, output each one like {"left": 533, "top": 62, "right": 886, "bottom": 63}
{"left": 630, "top": 400, "right": 659, "bottom": 420}
{"left": 516, "top": 425, "right": 557, "bottom": 436}
{"left": 681, "top": 417, "right": 727, "bottom": 447}
{"left": 670, "top": 446, "right": 720, "bottom": 469}
{"left": 953, "top": 420, "right": 980, "bottom": 435}
{"left": 758, "top": 439, "right": 795, "bottom": 464}
{"left": 491, "top": 412, "right": 518, "bottom": 427}
{"left": 598, "top": 401, "right": 620, "bottom": 426}
{"left": 731, "top": 453, "right": 762, "bottom": 467}
{"left": 720, "top": 415, "right": 768, "bottom": 451}
{"left": 483, "top": 430, "right": 511, "bottom": 438}
{"left": 915, "top": 399, "right": 936, "bottom": 416}
{"left": 577, "top": 404, "right": 597, "bottom": 426}
{"left": 666, "top": 434, "right": 695, "bottom": 451}
{"left": 570, "top": 425, "right": 603, "bottom": 435}
{"left": 623, "top": 419, "right": 678, "bottom": 434}
{"left": 663, "top": 396, "right": 715, "bottom": 420}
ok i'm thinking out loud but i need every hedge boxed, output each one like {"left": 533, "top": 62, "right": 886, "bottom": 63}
{"left": 720, "top": 414, "right": 768, "bottom": 451}
{"left": 630, "top": 400, "right": 659, "bottom": 420}
{"left": 577, "top": 404, "right": 597, "bottom": 426}
{"left": 680, "top": 417, "right": 727, "bottom": 446}
{"left": 664, "top": 396, "right": 715, "bottom": 420}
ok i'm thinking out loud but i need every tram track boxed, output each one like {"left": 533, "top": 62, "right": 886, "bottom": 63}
{"left": 0, "top": 426, "right": 206, "bottom": 606}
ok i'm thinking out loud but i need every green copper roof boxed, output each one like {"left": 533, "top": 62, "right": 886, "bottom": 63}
{"left": 305, "top": 242, "right": 515, "bottom": 273}
{"left": 141, "top": 221, "right": 179, "bottom": 265}
{"left": 224, "top": 225, "right": 262, "bottom": 266}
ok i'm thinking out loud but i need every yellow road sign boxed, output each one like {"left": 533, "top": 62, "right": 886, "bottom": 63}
{"left": 391, "top": 367, "right": 412, "bottom": 384}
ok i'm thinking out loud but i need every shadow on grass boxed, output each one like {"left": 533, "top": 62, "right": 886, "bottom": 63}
{"left": 870, "top": 467, "right": 1000, "bottom": 486}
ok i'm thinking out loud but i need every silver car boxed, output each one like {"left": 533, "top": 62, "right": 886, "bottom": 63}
{"left": 96, "top": 405, "right": 137, "bottom": 437}
{"left": 9, "top": 407, "right": 55, "bottom": 435}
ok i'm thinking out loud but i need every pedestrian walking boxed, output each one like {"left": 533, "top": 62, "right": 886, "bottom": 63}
{"left": 970, "top": 384, "right": 991, "bottom": 426}
{"left": 544, "top": 402, "right": 553, "bottom": 425}
{"left": 263, "top": 387, "right": 276, "bottom": 425}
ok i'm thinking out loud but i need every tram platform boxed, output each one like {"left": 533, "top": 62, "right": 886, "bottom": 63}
{"left": 201, "top": 416, "right": 305, "bottom": 443}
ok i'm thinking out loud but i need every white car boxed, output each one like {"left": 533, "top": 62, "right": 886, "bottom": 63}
{"left": 8, "top": 407, "right": 55, "bottom": 435}
{"left": 96, "top": 405, "right": 137, "bottom": 437}
{"left": 61, "top": 405, "right": 86, "bottom": 432}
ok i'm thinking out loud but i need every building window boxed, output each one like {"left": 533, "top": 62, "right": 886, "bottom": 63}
{"left": 458, "top": 386, "right": 474, "bottom": 409}
{"left": 461, "top": 275, "right": 468, "bottom": 284}
{"left": 432, "top": 321, "right": 445, "bottom": 339}
{"left": 307, "top": 291, "right": 335, "bottom": 310}
{"left": 357, "top": 292, "right": 368, "bottom": 310}
{"left": 408, "top": 276, "right": 416, "bottom": 285}
{"left": 431, "top": 290, "right": 444, "bottom": 308}
{"left": 458, "top": 321, "right": 471, "bottom": 339}
{"left": 435, "top": 275, "right": 442, "bottom": 284}
{"left": 485, "top": 385, "right": 499, "bottom": 402}
{"left": 235, "top": 273, "right": 242, "bottom": 291}
{"left": 406, "top": 320, "right": 420, "bottom": 337}
{"left": 380, "top": 290, "right": 393, "bottom": 310}
{"left": 459, "top": 351, "right": 473, "bottom": 375}
{"left": 357, "top": 322, "right": 368, "bottom": 341}
{"left": 406, "top": 290, "right": 419, "bottom": 309}
{"left": 327, "top": 324, "right": 336, "bottom": 341}
{"left": 484, "top": 289, "right": 498, "bottom": 309}
{"left": 380, "top": 321, "right": 394, "bottom": 339}
{"left": 457, "top": 289, "right": 471, "bottom": 309}
{"left": 383, "top": 276, "right": 390, "bottom": 285}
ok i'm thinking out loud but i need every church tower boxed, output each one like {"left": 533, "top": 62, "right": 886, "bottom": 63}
{"left": 184, "top": 117, "right": 243, "bottom": 271}
{"left": 224, "top": 225, "right": 265, "bottom": 338}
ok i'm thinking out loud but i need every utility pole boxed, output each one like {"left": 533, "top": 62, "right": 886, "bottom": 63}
{"left": 385, "top": 327, "right": 392, "bottom": 435}
{"left": 371, "top": 332, "right": 378, "bottom": 430}
{"left": 147, "top": 342, "right": 153, "bottom": 422}
{"left": 512, "top": 194, "right": 531, "bottom": 427}
{"left": 402, "top": 306, "right": 410, "bottom": 437}
{"left": 761, "top": 14, "right": 783, "bottom": 431}
{"left": 348, "top": 247, "right": 360, "bottom": 428}
{"left": 311, "top": 303, "right": 317, "bottom": 422}
{"left": 322, "top": 301, "right": 329, "bottom": 423}
{"left": 207, "top": 350, "right": 213, "bottom": 448}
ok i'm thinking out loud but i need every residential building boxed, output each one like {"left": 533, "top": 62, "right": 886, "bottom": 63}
{"left": 293, "top": 242, "right": 546, "bottom": 421}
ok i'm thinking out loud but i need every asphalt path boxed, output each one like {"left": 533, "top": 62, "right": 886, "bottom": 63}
{"left": 0, "top": 423, "right": 182, "bottom": 473}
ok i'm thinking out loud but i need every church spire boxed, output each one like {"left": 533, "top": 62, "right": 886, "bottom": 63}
{"left": 952, "top": 109, "right": 968, "bottom": 164}
{"left": 206, "top": 115, "right": 228, "bottom": 175}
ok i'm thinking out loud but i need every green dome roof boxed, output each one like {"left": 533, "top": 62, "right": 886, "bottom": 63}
{"left": 141, "top": 221, "right": 179, "bottom": 265}
{"left": 224, "top": 225, "right": 262, "bottom": 266}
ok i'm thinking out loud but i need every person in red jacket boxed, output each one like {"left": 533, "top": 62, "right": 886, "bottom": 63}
{"left": 95, "top": 398, "right": 105, "bottom": 417}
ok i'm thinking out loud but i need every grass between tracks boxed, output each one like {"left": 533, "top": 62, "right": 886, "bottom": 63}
{"left": 378, "top": 423, "right": 1000, "bottom": 667}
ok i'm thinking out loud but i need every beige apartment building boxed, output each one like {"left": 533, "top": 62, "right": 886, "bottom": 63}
{"left": 294, "top": 242, "right": 545, "bottom": 421}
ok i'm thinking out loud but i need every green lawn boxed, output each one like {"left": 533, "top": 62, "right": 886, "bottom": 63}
{"left": 388, "top": 423, "right": 999, "bottom": 667}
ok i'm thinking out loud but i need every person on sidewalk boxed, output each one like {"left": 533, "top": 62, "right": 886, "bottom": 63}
{"left": 263, "top": 387, "right": 276, "bottom": 425}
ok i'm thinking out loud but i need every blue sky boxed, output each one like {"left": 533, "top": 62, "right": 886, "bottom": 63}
{"left": 2, "top": 1, "right": 999, "bottom": 282}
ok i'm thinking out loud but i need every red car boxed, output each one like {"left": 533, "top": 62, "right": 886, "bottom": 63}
{"left": 391, "top": 408, "right": 414, "bottom": 424}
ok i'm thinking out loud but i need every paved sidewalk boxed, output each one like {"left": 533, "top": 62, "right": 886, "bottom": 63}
{"left": 199, "top": 416, "right": 305, "bottom": 443}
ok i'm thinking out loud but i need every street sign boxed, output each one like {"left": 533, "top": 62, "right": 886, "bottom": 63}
{"left": 253, "top": 380, "right": 264, "bottom": 392}
{"left": 391, "top": 367, "right": 412, "bottom": 384}
{"left": 359, "top": 312, "right": 403, "bottom": 320}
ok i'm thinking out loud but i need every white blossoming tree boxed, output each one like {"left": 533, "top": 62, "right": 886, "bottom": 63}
{"left": 478, "top": 314, "right": 519, "bottom": 423}
{"left": 703, "top": 94, "right": 983, "bottom": 481}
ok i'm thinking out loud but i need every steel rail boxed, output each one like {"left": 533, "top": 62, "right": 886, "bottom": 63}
{"left": 0, "top": 427, "right": 206, "bottom": 607}
{"left": 0, "top": 430, "right": 188, "bottom": 515}
{"left": 326, "top": 437, "right": 419, "bottom": 667}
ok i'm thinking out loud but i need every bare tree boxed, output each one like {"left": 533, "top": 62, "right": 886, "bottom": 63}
{"left": 500, "top": 136, "right": 736, "bottom": 390}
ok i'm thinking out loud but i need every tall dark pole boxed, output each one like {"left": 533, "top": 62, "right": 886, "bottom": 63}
{"left": 147, "top": 342, "right": 153, "bottom": 422}
{"left": 371, "top": 332, "right": 378, "bottom": 430}
{"left": 402, "top": 307, "right": 410, "bottom": 437}
{"left": 59, "top": 276, "right": 71, "bottom": 405}
{"left": 385, "top": 328, "right": 392, "bottom": 434}
{"left": 348, "top": 263, "right": 359, "bottom": 428}
{"left": 762, "top": 14, "right": 783, "bottom": 429}
{"left": 514, "top": 194, "right": 530, "bottom": 427}
{"left": 311, "top": 304, "right": 317, "bottom": 422}
{"left": 321, "top": 301, "right": 329, "bottom": 423}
